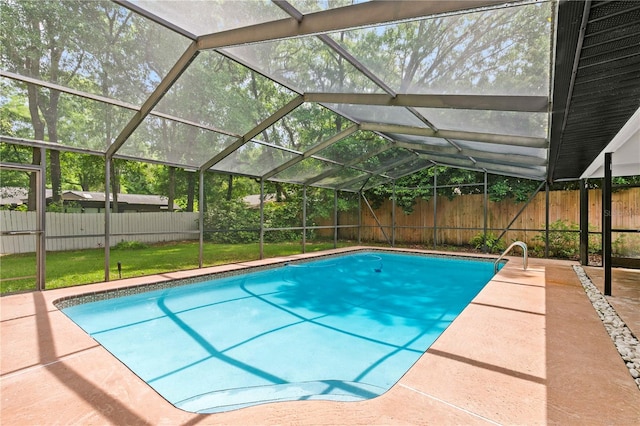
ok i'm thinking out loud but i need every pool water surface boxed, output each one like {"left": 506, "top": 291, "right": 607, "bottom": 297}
{"left": 60, "top": 251, "right": 498, "bottom": 413}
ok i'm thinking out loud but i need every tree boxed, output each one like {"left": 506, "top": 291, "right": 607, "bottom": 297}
{"left": 1, "top": 0, "right": 88, "bottom": 209}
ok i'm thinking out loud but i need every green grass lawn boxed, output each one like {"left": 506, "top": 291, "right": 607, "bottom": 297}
{"left": 0, "top": 240, "right": 355, "bottom": 294}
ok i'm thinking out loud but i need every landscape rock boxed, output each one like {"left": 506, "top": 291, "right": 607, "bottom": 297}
{"left": 573, "top": 265, "right": 640, "bottom": 391}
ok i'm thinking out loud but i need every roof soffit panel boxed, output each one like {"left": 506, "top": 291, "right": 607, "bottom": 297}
{"left": 549, "top": 0, "right": 640, "bottom": 181}
{"left": 580, "top": 107, "right": 640, "bottom": 179}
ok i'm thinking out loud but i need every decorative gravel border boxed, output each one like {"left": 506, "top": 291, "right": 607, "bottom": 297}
{"left": 573, "top": 265, "right": 640, "bottom": 390}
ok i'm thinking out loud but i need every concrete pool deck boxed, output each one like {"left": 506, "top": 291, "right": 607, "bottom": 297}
{"left": 2, "top": 247, "right": 639, "bottom": 425}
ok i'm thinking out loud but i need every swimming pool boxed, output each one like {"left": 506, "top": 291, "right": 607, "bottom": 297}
{"left": 59, "top": 251, "right": 500, "bottom": 413}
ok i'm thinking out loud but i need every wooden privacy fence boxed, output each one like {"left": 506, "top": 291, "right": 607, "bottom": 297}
{"left": 321, "top": 188, "right": 640, "bottom": 250}
{"left": 0, "top": 212, "right": 199, "bottom": 254}
{"left": 2, "top": 188, "right": 638, "bottom": 255}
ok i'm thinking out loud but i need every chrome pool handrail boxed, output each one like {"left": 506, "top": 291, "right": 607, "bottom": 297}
{"left": 494, "top": 241, "right": 528, "bottom": 273}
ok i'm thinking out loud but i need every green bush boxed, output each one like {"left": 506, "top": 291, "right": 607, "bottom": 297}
{"left": 531, "top": 220, "right": 603, "bottom": 259}
{"left": 532, "top": 219, "right": 578, "bottom": 258}
{"left": 613, "top": 233, "right": 640, "bottom": 258}
{"left": 469, "top": 232, "right": 506, "bottom": 253}
{"left": 113, "top": 240, "right": 149, "bottom": 250}
{"left": 202, "top": 198, "right": 316, "bottom": 244}
{"left": 203, "top": 199, "right": 260, "bottom": 243}
{"left": 263, "top": 201, "right": 314, "bottom": 243}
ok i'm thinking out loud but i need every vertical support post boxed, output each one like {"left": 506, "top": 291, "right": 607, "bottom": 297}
{"left": 580, "top": 179, "right": 589, "bottom": 265}
{"left": 333, "top": 189, "right": 338, "bottom": 249}
{"left": 36, "top": 149, "right": 46, "bottom": 291}
{"left": 545, "top": 181, "right": 550, "bottom": 258}
{"left": 302, "top": 186, "right": 307, "bottom": 253}
{"left": 433, "top": 169, "right": 438, "bottom": 249}
{"left": 104, "top": 156, "right": 111, "bottom": 281}
{"left": 391, "top": 181, "right": 396, "bottom": 247}
{"left": 358, "top": 191, "right": 362, "bottom": 244}
{"left": 198, "top": 170, "right": 204, "bottom": 268}
{"left": 260, "top": 179, "right": 265, "bottom": 259}
{"left": 483, "top": 171, "right": 488, "bottom": 253}
{"left": 603, "top": 153, "right": 612, "bottom": 296}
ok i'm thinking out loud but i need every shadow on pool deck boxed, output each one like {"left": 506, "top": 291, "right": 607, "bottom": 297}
{"left": 1, "top": 247, "right": 639, "bottom": 425}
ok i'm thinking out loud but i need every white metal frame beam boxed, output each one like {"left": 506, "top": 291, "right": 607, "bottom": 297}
{"left": 395, "top": 141, "right": 547, "bottom": 167}
{"left": 1, "top": 71, "right": 241, "bottom": 140}
{"left": 306, "top": 93, "right": 549, "bottom": 113}
{"left": 197, "top": 0, "right": 507, "bottom": 50}
{"left": 107, "top": 41, "right": 201, "bottom": 158}
{"left": 360, "top": 122, "right": 548, "bottom": 148}
{"left": 200, "top": 96, "right": 304, "bottom": 171}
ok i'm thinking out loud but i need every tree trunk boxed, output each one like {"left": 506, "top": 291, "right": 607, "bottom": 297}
{"left": 226, "top": 175, "right": 233, "bottom": 201}
{"left": 186, "top": 172, "right": 195, "bottom": 212}
{"left": 110, "top": 160, "right": 120, "bottom": 213}
{"left": 26, "top": 83, "right": 45, "bottom": 211}
{"left": 44, "top": 68, "right": 62, "bottom": 206}
{"left": 167, "top": 166, "right": 176, "bottom": 212}
{"left": 49, "top": 150, "right": 61, "bottom": 205}
{"left": 275, "top": 182, "right": 284, "bottom": 202}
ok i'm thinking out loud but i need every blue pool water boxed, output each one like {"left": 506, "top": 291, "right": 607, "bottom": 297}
{"left": 61, "top": 252, "right": 499, "bottom": 413}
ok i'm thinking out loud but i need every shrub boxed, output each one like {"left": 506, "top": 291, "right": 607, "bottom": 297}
{"left": 469, "top": 232, "right": 506, "bottom": 253}
{"left": 263, "top": 201, "right": 315, "bottom": 243}
{"left": 532, "top": 219, "right": 578, "bottom": 258}
{"left": 113, "top": 240, "right": 149, "bottom": 250}
{"left": 612, "top": 233, "right": 640, "bottom": 258}
{"left": 203, "top": 199, "right": 260, "bottom": 243}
